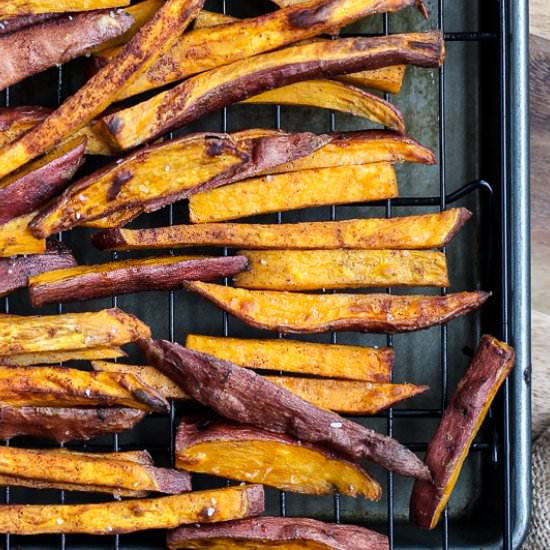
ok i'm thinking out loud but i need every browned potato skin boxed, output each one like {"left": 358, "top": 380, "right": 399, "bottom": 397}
{"left": 140, "top": 340, "right": 431, "bottom": 480}
{"left": 102, "top": 32, "right": 444, "bottom": 149}
{"left": 0, "top": 446, "right": 191, "bottom": 495}
{"left": 93, "top": 209, "right": 470, "bottom": 252}
{"left": 0, "top": 137, "right": 86, "bottom": 225}
{"left": 176, "top": 416, "right": 382, "bottom": 500}
{"left": 0, "top": 484, "right": 264, "bottom": 535}
{"left": 0, "top": 213, "right": 46, "bottom": 257}
{"left": 0, "top": 0, "right": 130, "bottom": 17}
{"left": 0, "top": 10, "right": 133, "bottom": 90}
{"left": 0, "top": 406, "right": 145, "bottom": 442}
{"left": 2, "top": 346, "right": 126, "bottom": 366}
{"left": 410, "top": 336, "right": 515, "bottom": 529}
{"left": 0, "top": 0, "right": 206, "bottom": 180}
{"left": 185, "top": 282, "right": 490, "bottom": 334}
{"left": 0, "top": 14, "right": 60, "bottom": 35}
{"left": 28, "top": 255, "right": 249, "bottom": 307}
{"left": 0, "top": 366, "right": 169, "bottom": 412}
{"left": 0, "top": 240, "right": 76, "bottom": 297}
{"left": 168, "top": 516, "right": 389, "bottom": 550}
{"left": 0, "top": 308, "right": 151, "bottom": 355}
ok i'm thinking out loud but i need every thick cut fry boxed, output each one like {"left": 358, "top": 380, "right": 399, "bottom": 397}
{"left": 0, "top": 137, "right": 85, "bottom": 225}
{"left": 0, "top": 106, "right": 51, "bottom": 149}
{"left": 0, "top": 366, "right": 169, "bottom": 412}
{"left": 176, "top": 417, "right": 381, "bottom": 499}
{"left": 101, "top": 0, "right": 425, "bottom": 102}
{"left": 2, "top": 347, "right": 125, "bottom": 366}
{"left": 0, "top": 446, "right": 190, "bottom": 495}
{"left": 93, "top": 209, "right": 469, "bottom": 252}
{"left": 0, "top": 213, "right": 45, "bottom": 257}
{"left": 0, "top": 484, "right": 264, "bottom": 535}
{"left": 102, "top": 32, "right": 444, "bottom": 149}
{"left": 189, "top": 163, "right": 398, "bottom": 223}
{"left": 243, "top": 80, "right": 405, "bottom": 132}
{"left": 185, "top": 282, "right": 489, "bottom": 334}
{"left": 0, "top": 406, "right": 145, "bottom": 442}
{"left": 235, "top": 249, "right": 449, "bottom": 290}
{"left": 0, "top": 0, "right": 130, "bottom": 17}
{"left": 0, "top": 10, "right": 133, "bottom": 90}
{"left": 186, "top": 334, "right": 393, "bottom": 382}
{"left": 30, "top": 131, "right": 328, "bottom": 237}
{"left": 0, "top": 240, "right": 76, "bottom": 297}
{"left": 141, "top": 340, "right": 431, "bottom": 479}
{"left": 0, "top": 0, "right": 205, "bottom": 180}
{"left": 168, "top": 517, "right": 389, "bottom": 550}
{"left": 410, "top": 335, "right": 515, "bottom": 529}
{"left": 0, "top": 308, "right": 150, "bottom": 355}
{"left": 28, "top": 255, "right": 248, "bottom": 307}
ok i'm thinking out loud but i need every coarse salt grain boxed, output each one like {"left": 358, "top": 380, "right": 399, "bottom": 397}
{"left": 330, "top": 422, "right": 342, "bottom": 428}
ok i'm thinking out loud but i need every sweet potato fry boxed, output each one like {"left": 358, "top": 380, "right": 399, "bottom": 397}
{"left": 0, "top": 405, "right": 145, "bottom": 442}
{"left": 168, "top": 517, "right": 389, "bottom": 550}
{"left": 0, "top": 0, "right": 205, "bottom": 179}
{"left": 0, "top": 213, "right": 45, "bottom": 257}
{"left": 0, "top": 1, "right": 130, "bottom": 17}
{"left": 142, "top": 340, "right": 431, "bottom": 479}
{"left": 176, "top": 416, "right": 382, "bottom": 499}
{"left": 184, "top": 282, "right": 489, "bottom": 334}
{"left": 234, "top": 249, "right": 449, "bottom": 290}
{"left": 0, "top": 137, "right": 86, "bottom": 225}
{"left": 0, "top": 484, "right": 264, "bottom": 535}
{"left": 0, "top": 366, "right": 169, "bottom": 412}
{"left": 30, "top": 131, "right": 328, "bottom": 237}
{"left": 338, "top": 64, "right": 407, "bottom": 94}
{"left": 28, "top": 255, "right": 248, "bottom": 307}
{"left": 0, "top": 10, "right": 133, "bottom": 90}
{"left": 0, "top": 14, "right": 59, "bottom": 35}
{"left": 0, "top": 106, "right": 51, "bottom": 149}
{"left": 189, "top": 163, "right": 398, "bottom": 223}
{"left": 0, "top": 446, "right": 191, "bottom": 495}
{"left": 410, "top": 335, "right": 515, "bottom": 529}
{"left": 185, "top": 334, "right": 393, "bottom": 382}
{"left": 0, "top": 308, "right": 150, "bottom": 355}
{"left": 2, "top": 346, "right": 125, "bottom": 366}
{"left": 243, "top": 80, "right": 405, "bottom": 132}
{"left": 93, "top": 209, "right": 469, "bottom": 252}
{"left": 102, "top": 32, "right": 444, "bottom": 149}
{"left": 101, "top": 0, "right": 425, "bottom": 102}
{"left": 0, "top": 240, "right": 76, "bottom": 297}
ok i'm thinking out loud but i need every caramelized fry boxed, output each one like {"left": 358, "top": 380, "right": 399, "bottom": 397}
{"left": 2, "top": 347, "right": 125, "bottom": 367}
{"left": 0, "top": 213, "right": 45, "bottom": 257}
{"left": 0, "top": 0, "right": 130, "bottom": 17}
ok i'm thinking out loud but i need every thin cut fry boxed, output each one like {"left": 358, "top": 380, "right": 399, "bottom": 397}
{"left": 338, "top": 64, "right": 407, "bottom": 94}
{"left": 1, "top": 347, "right": 126, "bottom": 367}
{"left": 185, "top": 334, "right": 393, "bottom": 382}
{"left": 0, "top": 484, "right": 264, "bottom": 535}
{"left": 185, "top": 282, "right": 490, "bottom": 334}
{"left": 0, "top": 213, "right": 45, "bottom": 257}
{"left": 189, "top": 163, "right": 398, "bottom": 223}
{"left": 93, "top": 209, "right": 471, "bottom": 252}
{"left": 0, "top": 0, "right": 130, "bottom": 17}
{"left": 234, "top": 249, "right": 449, "bottom": 290}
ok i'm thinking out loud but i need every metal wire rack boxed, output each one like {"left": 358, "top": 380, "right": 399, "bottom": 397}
{"left": 1, "top": 0, "right": 530, "bottom": 548}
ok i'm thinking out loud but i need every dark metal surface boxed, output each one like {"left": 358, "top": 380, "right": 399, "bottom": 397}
{"left": 1, "top": 0, "right": 530, "bottom": 548}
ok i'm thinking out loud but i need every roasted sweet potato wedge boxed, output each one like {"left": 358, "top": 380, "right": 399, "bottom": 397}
{"left": 0, "top": 106, "right": 51, "bottom": 149}
{"left": 0, "top": 445, "right": 190, "bottom": 495}
{"left": 338, "top": 64, "right": 407, "bottom": 94}
{"left": 30, "top": 131, "right": 328, "bottom": 237}
{"left": 0, "top": 1, "right": 130, "bottom": 17}
{"left": 1, "top": 346, "right": 125, "bottom": 366}
{"left": 0, "top": 137, "right": 86, "bottom": 225}
{"left": 101, "top": 0, "right": 424, "bottom": 102}
{"left": 0, "top": 240, "right": 76, "bottom": 297}
{"left": 141, "top": 340, "right": 431, "bottom": 480}
{"left": 410, "top": 335, "right": 515, "bottom": 529}
{"left": 28, "top": 255, "right": 248, "bottom": 307}
{"left": 0, "top": 405, "right": 145, "bottom": 442}
{"left": 0, "top": 484, "right": 264, "bottom": 535}
{"left": 168, "top": 516, "right": 389, "bottom": 550}
{"left": 243, "top": 80, "right": 405, "bottom": 132}
{"left": 176, "top": 416, "right": 382, "bottom": 499}
{"left": 0, "top": 308, "right": 150, "bottom": 355}
{"left": 0, "top": 13, "right": 59, "bottom": 35}
{"left": 188, "top": 163, "right": 398, "bottom": 223}
{"left": 93, "top": 209, "right": 470, "bottom": 252}
{"left": 184, "top": 282, "right": 489, "bottom": 334}
{"left": 0, "top": 213, "right": 45, "bottom": 257}
{"left": 102, "top": 32, "right": 444, "bottom": 149}
{"left": 0, "top": 10, "right": 133, "bottom": 90}
{"left": 186, "top": 334, "right": 393, "bottom": 382}
{"left": 0, "top": 0, "right": 205, "bottom": 179}
{"left": 0, "top": 366, "right": 168, "bottom": 412}
{"left": 234, "top": 249, "right": 449, "bottom": 290}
